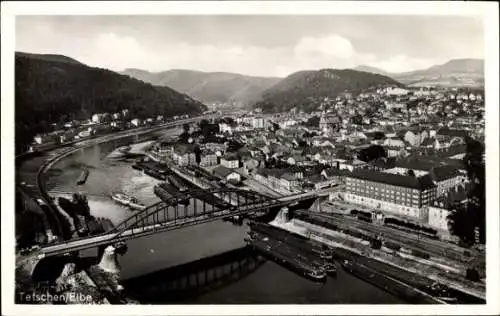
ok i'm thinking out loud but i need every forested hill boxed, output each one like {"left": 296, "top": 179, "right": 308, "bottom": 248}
{"left": 254, "top": 68, "right": 404, "bottom": 113}
{"left": 15, "top": 52, "right": 207, "bottom": 149}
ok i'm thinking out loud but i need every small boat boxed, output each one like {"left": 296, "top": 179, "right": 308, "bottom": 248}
{"left": 319, "top": 248, "right": 334, "bottom": 260}
{"left": 129, "top": 198, "right": 147, "bottom": 211}
{"left": 76, "top": 169, "right": 89, "bottom": 185}
{"left": 111, "top": 193, "right": 146, "bottom": 210}
{"left": 306, "top": 269, "right": 327, "bottom": 282}
{"left": 118, "top": 145, "right": 131, "bottom": 153}
{"left": 428, "top": 282, "right": 458, "bottom": 303}
{"left": 322, "top": 262, "right": 337, "bottom": 275}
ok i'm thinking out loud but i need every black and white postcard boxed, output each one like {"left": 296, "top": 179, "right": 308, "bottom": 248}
{"left": 2, "top": 1, "right": 499, "bottom": 315}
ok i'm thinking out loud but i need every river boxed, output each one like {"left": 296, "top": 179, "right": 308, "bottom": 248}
{"left": 43, "top": 128, "right": 406, "bottom": 304}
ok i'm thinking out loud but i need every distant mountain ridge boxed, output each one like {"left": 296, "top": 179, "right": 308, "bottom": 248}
{"left": 354, "top": 58, "right": 484, "bottom": 87}
{"left": 15, "top": 52, "right": 206, "bottom": 150}
{"left": 121, "top": 68, "right": 282, "bottom": 106}
{"left": 254, "top": 68, "right": 404, "bottom": 113}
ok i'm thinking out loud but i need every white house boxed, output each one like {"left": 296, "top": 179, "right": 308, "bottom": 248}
{"left": 131, "top": 118, "right": 142, "bottom": 127}
{"left": 252, "top": 117, "right": 265, "bottom": 129}
{"left": 213, "top": 166, "right": 241, "bottom": 183}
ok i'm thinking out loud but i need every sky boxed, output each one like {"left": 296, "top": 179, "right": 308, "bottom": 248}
{"left": 15, "top": 15, "right": 484, "bottom": 77}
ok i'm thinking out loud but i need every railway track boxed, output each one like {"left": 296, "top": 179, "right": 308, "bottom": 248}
{"left": 296, "top": 210, "right": 481, "bottom": 265}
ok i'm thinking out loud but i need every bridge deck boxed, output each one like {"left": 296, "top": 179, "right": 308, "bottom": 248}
{"left": 39, "top": 187, "right": 325, "bottom": 257}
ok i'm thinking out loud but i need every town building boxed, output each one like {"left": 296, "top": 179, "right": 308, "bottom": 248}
{"left": 212, "top": 166, "right": 241, "bottom": 184}
{"left": 384, "top": 87, "right": 410, "bottom": 96}
{"left": 92, "top": 113, "right": 104, "bottom": 124}
{"left": 242, "top": 157, "right": 260, "bottom": 175}
{"left": 344, "top": 169, "right": 437, "bottom": 221}
{"left": 33, "top": 134, "right": 57, "bottom": 145}
{"left": 220, "top": 152, "right": 239, "bottom": 169}
{"left": 428, "top": 165, "right": 467, "bottom": 197}
{"left": 254, "top": 168, "right": 303, "bottom": 193}
{"left": 131, "top": 118, "right": 142, "bottom": 127}
{"left": 199, "top": 150, "right": 218, "bottom": 167}
{"left": 319, "top": 113, "right": 341, "bottom": 132}
{"left": 172, "top": 144, "right": 196, "bottom": 166}
{"left": 428, "top": 200, "right": 452, "bottom": 231}
{"left": 252, "top": 116, "right": 266, "bottom": 129}
{"left": 218, "top": 123, "right": 233, "bottom": 135}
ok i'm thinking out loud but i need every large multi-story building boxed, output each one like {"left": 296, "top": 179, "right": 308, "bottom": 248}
{"left": 344, "top": 169, "right": 437, "bottom": 221}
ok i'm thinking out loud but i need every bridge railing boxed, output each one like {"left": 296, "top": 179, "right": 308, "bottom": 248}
{"left": 40, "top": 188, "right": 317, "bottom": 253}
{"left": 108, "top": 188, "right": 280, "bottom": 239}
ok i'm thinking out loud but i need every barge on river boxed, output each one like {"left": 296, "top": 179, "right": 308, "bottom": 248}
{"left": 340, "top": 260, "right": 450, "bottom": 304}
{"left": 167, "top": 175, "right": 188, "bottom": 192}
{"left": 245, "top": 232, "right": 327, "bottom": 282}
{"left": 76, "top": 168, "right": 90, "bottom": 185}
{"left": 155, "top": 179, "right": 189, "bottom": 205}
{"left": 248, "top": 221, "right": 333, "bottom": 260}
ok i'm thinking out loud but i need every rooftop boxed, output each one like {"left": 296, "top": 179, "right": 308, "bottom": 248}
{"left": 213, "top": 165, "right": 239, "bottom": 178}
{"left": 430, "top": 165, "right": 461, "bottom": 181}
{"left": 347, "top": 169, "right": 436, "bottom": 190}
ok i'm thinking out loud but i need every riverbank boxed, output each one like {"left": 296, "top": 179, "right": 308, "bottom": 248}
{"left": 271, "top": 216, "right": 485, "bottom": 303}
{"left": 16, "top": 125, "right": 190, "bottom": 304}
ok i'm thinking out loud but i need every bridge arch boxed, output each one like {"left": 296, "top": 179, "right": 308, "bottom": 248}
{"left": 39, "top": 188, "right": 284, "bottom": 257}
{"left": 108, "top": 188, "right": 279, "bottom": 241}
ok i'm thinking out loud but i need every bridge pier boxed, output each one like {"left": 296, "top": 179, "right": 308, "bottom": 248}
{"left": 97, "top": 245, "right": 106, "bottom": 259}
{"left": 98, "top": 245, "right": 121, "bottom": 274}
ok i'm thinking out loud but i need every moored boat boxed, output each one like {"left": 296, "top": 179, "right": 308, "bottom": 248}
{"left": 118, "top": 145, "right": 131, "bottom": 153}
{"left": 129, "top": 198, "right": 147, "bottom": 211}
{"left": 76, "top": 168, "right": 89, "bottom": 185}
{"left": 144, "top": 168, "right": 167, "bottom": 180}
{"left": 247, "top": 232, "right": 327, "bottom": 283}
{"left": 168, "top": 175, "right": 188, "bottom": 192}
{"left": 111, "top": 192, "right": 146, "bottom": 210}
{"left": 322, "top": 262, "right": 337, "bottom": 275}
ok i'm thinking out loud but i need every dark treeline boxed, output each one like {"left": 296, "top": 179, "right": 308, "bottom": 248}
{"left": 15, "top": 53, "right": 207, "bottom": 151}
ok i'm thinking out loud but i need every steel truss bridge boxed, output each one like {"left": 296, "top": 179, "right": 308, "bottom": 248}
{"left": 39, "top": 188, "right": 316, "bottom": 258}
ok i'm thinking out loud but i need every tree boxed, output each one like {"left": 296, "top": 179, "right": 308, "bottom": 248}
{"left": 373, "top": 131, "right": 385, "bottom": 140}
{"left": 358, "top": 145, "right": 387, "bottom": 162}
{"left": 270, "top": 122, "right": 280, "bottom": 132}
{"left": 447, "top": 136, "right": 485, "bottom": 245}
{"left": 194, "top": 145, "right": 202, "bottom": 165}
{"left": 406, "top": 169, "right": 415, "bottom": 177}
{"left": 198, "top": 119, "right": 209, "bottom": 129}
{"left": 447, "top": 205, "right": 475, "bottom": 246}
{"left": 304, "top": 116, "right": 320, "bottom": 127}
{"left": 352, "top": 114, "right": 363, "bottom": 125}
{"left": 198, "top": 119, "right": 218, "bottom": 137}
